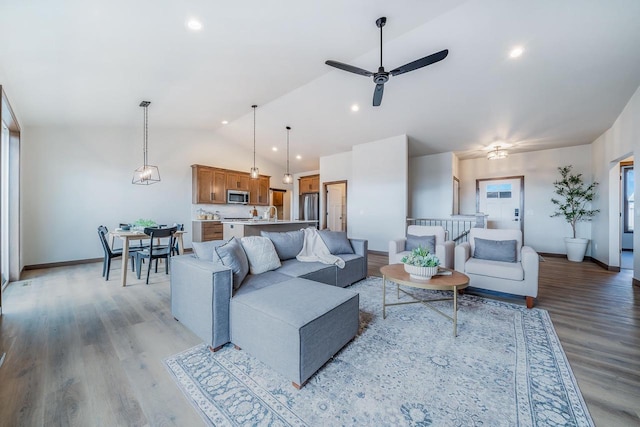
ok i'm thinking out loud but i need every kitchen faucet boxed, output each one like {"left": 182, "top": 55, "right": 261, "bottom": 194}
{"left": 268, "top": 205, "right": 278, "bottom": 221}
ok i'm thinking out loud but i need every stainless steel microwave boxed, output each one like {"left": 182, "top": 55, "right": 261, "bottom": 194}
{"left": 227, "top": 190, "right": 250, "bottom": 204}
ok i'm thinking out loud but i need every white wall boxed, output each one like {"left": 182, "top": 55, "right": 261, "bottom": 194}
{"left": 409, "top": 152, "right": 455, "bottom": 218}
{"left": 458, "top": 145, "right": 593, "bottom": 255}
{"left": 319, "top": 151, "right": 352, "bottom": 229}
{"left": 350, "top": 135, "right": 408, "bottom": 251}
{"left": 22, "top": 125, "right": 286, "bottom": 265}
{"left": 590, "top": 84, "right": 640, "bottom": 277}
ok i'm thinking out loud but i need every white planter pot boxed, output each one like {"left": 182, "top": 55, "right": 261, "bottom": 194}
{"left": 403, "top": 264, "right": 438, "bottom": 280}
{"left": 564, "top": 237, "right": 589, "bottom": 262}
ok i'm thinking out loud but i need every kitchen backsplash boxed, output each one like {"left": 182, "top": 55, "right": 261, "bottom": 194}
{"left": 192, "top": 204, "right": 261, "bottom": 220}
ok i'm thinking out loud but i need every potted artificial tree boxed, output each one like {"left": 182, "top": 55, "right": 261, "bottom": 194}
{"left": 550, "top": 165, "right": 600, "bottom": 262}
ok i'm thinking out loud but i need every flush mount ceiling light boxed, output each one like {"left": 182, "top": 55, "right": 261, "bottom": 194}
{"left": 487, "top": 145, "right": 509, "bottom": 160}
{"left": 132, "top": 101, "right": 161, "bottom": 185}
{"left": 187, "top": 19, "right": 203, "bottom": 31}
{"left": 250, "top": 105, "right": 259, "bottom": 179}
{"left": 509, "top": 46, "right": 524, "bottom": 58}
{"left": 283, "top": 126, "right": 293, "bottom": 184}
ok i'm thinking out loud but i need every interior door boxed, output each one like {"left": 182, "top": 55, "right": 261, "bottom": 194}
{"left": 326, "top": 182, "right": 347, "bottom": 232}
{"left": 477, "top": 177, "right": 524, "bottom": 231}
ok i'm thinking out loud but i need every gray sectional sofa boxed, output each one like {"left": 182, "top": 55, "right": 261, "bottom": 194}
{"left": 170, "top": 229, "right": 368, "bottom": 388}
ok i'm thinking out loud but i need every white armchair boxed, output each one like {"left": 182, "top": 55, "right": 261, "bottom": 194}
{"left": 454, "top": 228, "right": 539, "bottom": 308}
{"left": 389, "top": 225, "right": 455, "bottom": 269}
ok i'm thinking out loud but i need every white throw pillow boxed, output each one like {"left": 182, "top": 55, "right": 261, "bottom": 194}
{"left": 240, "top": 236, "right": 281, "bottom": 275}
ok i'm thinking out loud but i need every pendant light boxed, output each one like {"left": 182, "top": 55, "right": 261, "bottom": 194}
{"left": 250, "top": 104, "right": 259, "bottom": 179}
{"left": 283, "top": 126, "right": 293, "bottom": 184}
{"left": 132, "top": 101, "right": 160, "bottom": 185}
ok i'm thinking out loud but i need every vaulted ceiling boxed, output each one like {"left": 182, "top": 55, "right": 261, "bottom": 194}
{"left": 1, "top": 0, "right": 640, "bottom": 172}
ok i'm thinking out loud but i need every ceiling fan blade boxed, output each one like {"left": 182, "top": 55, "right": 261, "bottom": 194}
{"left": 325, "top": 60, "right": 374, "bottom": 77}
{"left": 389, "top": 49, "right": 449, "bottom": 76}
{"left": 372, "top": 84, "right": 384, "bottom": 106}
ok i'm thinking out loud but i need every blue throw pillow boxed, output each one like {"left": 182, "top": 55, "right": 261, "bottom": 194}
{"left": 214, "top": 237, "right": 249, "bottom": 290}
{"left": 260, "top": 230, "right": 304, "bottom": 260}
{"left": 405, "top": 234, "right": 436, "bottom": 254}
{"left": 317, "top": 230, "right": 354, "bottom": 254}
{"left": 473, "top": 238, "right": 517, "bottom": 263}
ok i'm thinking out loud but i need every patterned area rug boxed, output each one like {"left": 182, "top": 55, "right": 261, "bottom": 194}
{"left": 165, "top": 277, "right": 593, "bottom": 426}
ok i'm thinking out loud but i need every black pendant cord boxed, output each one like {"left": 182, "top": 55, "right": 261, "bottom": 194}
{"left": 143, "top": 104, "right": 148, "bottom": 168}
{"left": 286, "top": 126, "right": 291, "bottom": 174}
{"left": 252, "top": 105, "right": 257, "bottom": 170}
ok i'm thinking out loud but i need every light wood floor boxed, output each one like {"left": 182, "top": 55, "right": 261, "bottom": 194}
{"left": 0, "top": 256, "right": 638, "bottom": 426}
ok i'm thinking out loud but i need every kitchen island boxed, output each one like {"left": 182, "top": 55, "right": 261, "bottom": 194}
{"left": 222, "top": 220, "right": 318, "bottom": 240}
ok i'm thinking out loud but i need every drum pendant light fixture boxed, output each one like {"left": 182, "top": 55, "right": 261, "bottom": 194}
{"left": 283, "top": 126, "right": 293, "bottom": 184}
{"left": 250, "top": 104, "right": 259, "bottom": 179}
{"left": 132, "top": 101, "right": 161, "bottom": 185}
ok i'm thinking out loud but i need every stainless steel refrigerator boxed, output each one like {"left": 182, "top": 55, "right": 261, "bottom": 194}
{"left": 300, "top": 193, "right": 319, "bottom": 221}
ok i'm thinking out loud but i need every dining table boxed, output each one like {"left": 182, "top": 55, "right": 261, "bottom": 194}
{"left": 108, "top": 229, "right": 186, "bottom": 286}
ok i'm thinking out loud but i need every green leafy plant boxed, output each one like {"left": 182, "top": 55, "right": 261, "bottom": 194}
{"left": 550, "top": 165, "right": 599, "bottom": 239}
{"left": 134, "top": 218, "right": 157, "bottom": 228}
{"left": 401, "top": 246, "right": 440, "bottom": 267}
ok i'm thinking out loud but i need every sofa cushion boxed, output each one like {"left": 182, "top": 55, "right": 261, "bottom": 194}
{"left": 235, "top": 271, "right": 292, "bottom": 296}
{"left": 260, "top": 230, "right": 304, "bottom": 260}
{"left": 240, "top": 236, "right": 281, "bottom": 274}
{"left": 214, "top": 237, "right": 249, "bottom": 291}
{"left": 276, "top": 258, "right": 335, "bottom": 279}
{"left": 192, "top": 240, "right": 225, "bottom": 261}
{"left": 318, "top": 230, "right": 354, "bottom": 254}
{"left": 465, "top": 257, "right": 524, "bottom": 281}
{"left": 406, "top": 234, "right": 436, "bottom": 253}
{"left": 473, "top": 238, "right": 518, "bottom": 263}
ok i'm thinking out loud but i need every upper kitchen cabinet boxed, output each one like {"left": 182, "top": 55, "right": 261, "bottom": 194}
{"left": 226, "top": 172, "right": 250, "bottom": 192}
{"left": 249, "top": 175, "right": 270, "bottom": 206}
{"left": 299, "top": 174, "right": 320, "bottom": 193}
{"left": 192, "top": 165, "right": 227, "bottom": 204}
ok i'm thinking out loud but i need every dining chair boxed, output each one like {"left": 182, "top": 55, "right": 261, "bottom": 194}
{"left": 171, "top": 223, "right": 184, "bottom": 256}
{"left": 97, "top": 225, "right": 137, "bottom": 281}
{"left": 134, "top": 226, "right": 177, "bottom": 284}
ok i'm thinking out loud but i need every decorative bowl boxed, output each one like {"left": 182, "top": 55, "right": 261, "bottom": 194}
{"left": 403, "top": 264, "right": 438, "bottom": 280}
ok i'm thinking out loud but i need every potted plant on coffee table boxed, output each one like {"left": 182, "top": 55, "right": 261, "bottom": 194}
{"left": 401, "top": 247, "right": 440, "bottom": 279}
{"left": 550, "top": 165, "right": 599, "bottom": 262}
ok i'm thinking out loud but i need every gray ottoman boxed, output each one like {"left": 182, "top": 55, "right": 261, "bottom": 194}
{"left": 230, "top": 277, "right": 359, "bottom": 389}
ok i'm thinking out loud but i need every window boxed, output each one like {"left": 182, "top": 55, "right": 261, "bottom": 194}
{"left": 486, "top": 183, "right": 512, "bottom": 199}
{"left": 623, "top": 166, "right": 634, "bottom": 232}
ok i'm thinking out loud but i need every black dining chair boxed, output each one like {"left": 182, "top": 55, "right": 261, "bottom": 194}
{"left": 97, "top": 225, "right": 137, "bottom": 281}
{"left": 171, "top": 223, "right": 184, "bottom": 256}
{"left": 134, "top": 226, "right": 177, "bottom": 284}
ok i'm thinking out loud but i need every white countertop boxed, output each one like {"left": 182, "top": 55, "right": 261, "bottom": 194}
{"left": 221, "top": 219, "right": 318, "bottom": 225}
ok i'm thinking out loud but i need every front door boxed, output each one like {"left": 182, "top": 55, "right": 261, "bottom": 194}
{"left": 325, "top": 182, "right": 347, "bottom": 231}
{"left": 477, "top": 177, "right": 524, "bottom": 232}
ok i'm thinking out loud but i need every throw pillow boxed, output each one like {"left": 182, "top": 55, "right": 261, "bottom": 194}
{"left": 240, "top": 236, "right": 282, "bottom": 274}
{"left": 317, "top": 230, "right": 354, "bottom": 254}
{"left": 473, "top": 238, "right": 518, "bottom": 263}
{"left": 214, "top": 237, "right": 249, "bottom": 290}
{"left": 260, "top": 230, "right": 304, "bottom": 260}
{"left": 192, "top": 241, "right": 221, "bottom": 261}
{"left": 405, "top": 234, "right": 436, "bottom": 253}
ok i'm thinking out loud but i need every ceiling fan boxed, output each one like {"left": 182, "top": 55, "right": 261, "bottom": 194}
{"left": 325, "top": 17, "right": 448, "bottom": 107}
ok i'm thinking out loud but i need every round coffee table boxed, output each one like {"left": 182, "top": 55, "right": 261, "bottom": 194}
{"left": 380, "top": 264, "right": 469, "bottom": 336}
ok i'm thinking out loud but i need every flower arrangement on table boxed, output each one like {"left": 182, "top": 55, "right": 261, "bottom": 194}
{"left": 132, "top": 218, "right": 157, "bottom": 231}
{"left": 401, "top": 246, "right": 440, "bottom": 279}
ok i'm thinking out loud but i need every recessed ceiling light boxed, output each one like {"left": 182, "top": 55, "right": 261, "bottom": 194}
{"left": 509, "top": 46, "right": 524, "bottom": 58}
{"left": 221, "top": 120, "right": 228, "bottom": 125}
{"left": 296, "top": 155, "right": 302, "bottom": 160}
{"left": 272, "top": 147, "right": 278, "bottom": 152}
{"left": 351, "top": 104, "right": 360, "bottom": 112}
{"left": 187, "top": 19, "right": 203, "bottom": 31}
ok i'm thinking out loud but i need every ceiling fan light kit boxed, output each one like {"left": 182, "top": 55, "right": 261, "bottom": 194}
{"left": 132, "top": 101, "right": 161, "bottom": 185}
{"left": 325, "top": 16, "right": 448, "bottom": 106}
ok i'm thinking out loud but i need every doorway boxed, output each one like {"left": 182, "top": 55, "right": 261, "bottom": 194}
{"left": 476, "top": 176, "right": 524, "bottom": 233}
{"left": 620, "top": 160, "right": 634, "bottom": 269}
{"left": 324, "top": 181, "right": 347, "bottom": 231}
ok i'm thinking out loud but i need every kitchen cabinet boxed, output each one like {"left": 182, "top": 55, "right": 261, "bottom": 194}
{"left": 192, "top": 221, "right": 223, "bottom": 242}
{"left": 192, "top": 165, "right": 227, "bottom": 204}
{"left": 249, "top": 175, "right": 270, "bottom": 206}
{"left": 226, "top": 172, "right": 250, "bottom": 191}
{"left": 299, "top": 174, "right": 320, "bottom": 193}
